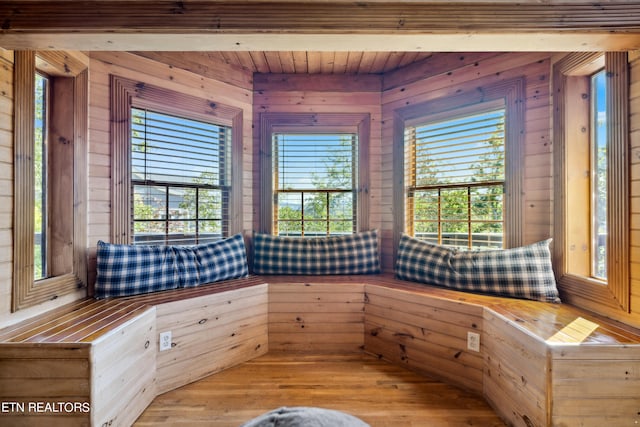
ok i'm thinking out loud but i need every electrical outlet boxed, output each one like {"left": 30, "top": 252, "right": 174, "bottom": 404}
{"left": 159, "top": 331, "right": 172, "bottom": 351}
{"left": 467, "top": 331, "right": 480, "bottom": 352}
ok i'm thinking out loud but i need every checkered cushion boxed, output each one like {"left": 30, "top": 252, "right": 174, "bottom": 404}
{"left": 193, "top": 233, "right": 249, "bottom": 285}
{"left": 95, "top": 234, "right": 250, "bottom": 298}
{"left": 395, "top": 234, "right": 560, "bottom": 303}
{"left": 253, "top": 230, "right": 381, "bottom": 275}
{"left": 173, "top": 246, "right": 200, "bottom": 288}
{"left": 95, "top": 241, "right": 179, "bottom": 298}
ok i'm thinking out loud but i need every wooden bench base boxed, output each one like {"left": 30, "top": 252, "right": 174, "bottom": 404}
{"left": 265, "top": 275, "right": 640, "bottom": 427}
{"left": 0, "top": 276, "right": 268, "bottom": 427}
{"left": 1, "top": 274, "right": 639, "bottom": 427}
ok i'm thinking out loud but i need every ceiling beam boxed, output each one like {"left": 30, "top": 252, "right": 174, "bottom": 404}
{"left": 1, "top": 1, "right": 640, "bottom": 51}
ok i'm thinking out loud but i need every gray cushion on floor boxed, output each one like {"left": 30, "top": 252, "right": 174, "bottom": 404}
{"left": 240, "top": 406, "right": 370, "bottom": 427}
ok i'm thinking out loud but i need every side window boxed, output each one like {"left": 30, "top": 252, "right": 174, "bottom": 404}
{"left": 272, "top": 132, "right": 357, "bottom": 237}
{"left": 590, "top": 69, "right": 607, "bottom": 280}
{"left": 553, "top": 53, "right": 629, "bottom": 313}
{"left": 34, "top": 72, "right": 48, "bottom": 279}
{"left": 13, "top": 51, "right": 88, "bottom": 311}
{"left": 405, "top": 107, "right": 505, "bottom": 250}
{"left": 130, "top": 108, "right": 232, "bottom": 245}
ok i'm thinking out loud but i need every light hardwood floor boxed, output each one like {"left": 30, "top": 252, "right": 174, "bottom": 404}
{"left": 134, "top": 353, "right": 506, "bottom": 427}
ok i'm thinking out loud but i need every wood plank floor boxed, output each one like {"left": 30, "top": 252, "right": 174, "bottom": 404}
{"left": 134, "top": 353, "right": 506, "bottom": 427}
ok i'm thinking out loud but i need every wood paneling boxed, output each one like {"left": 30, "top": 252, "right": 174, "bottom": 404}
{"left": 86, "top": 51, "right": 254, "bottom": 291}
{"left": 551, "top": 346, "right": 640, "bottom": 426}
{"left": 36, "top": 51, "right": 89, "bottom": 77}
{"left": 252, "top": 74, "right": 382, "bottom": 265}
{"left": 2, "top": 2, "right": 640, "bottom": 51}
{"left": 0, "top": 343, "right": 91, "bottom": 426}
{"left": 154, "top": 284, "right": 269, "bottom": 393}
{"left": 0, "top": 277, "right": 268, "bottom": 426}
{"left": 380, "top": 52, "right": 553, "bottom": 270}
{"left": 138, "top": 51, "right": 433, "bottom": 77}
{"left": 2, "top": 275, "right": 640, "bottom": 425}
{"left": 91, "top": 307, "right": 156, "bottom": 427}
{"left": 269, "top": 282, "right": 365, "bottom": 353}
{"left": 365, "top": 283, "right": 485, "bottom": 393}
{"left": 483, "top": 309, "right": 550, "bottom": 427}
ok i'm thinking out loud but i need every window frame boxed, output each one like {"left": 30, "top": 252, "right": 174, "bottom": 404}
{"left": 130, "top": 107, "right": 232, "bottom": 245}
{"left": 110, "top": 76, "right": 244, "bottom": 245}
{"left": 13, "top": 51, "right": 88, "bottom": 311}
{"left": 552, "top": 52, "right": 630, "bottom": 313}
{"left": 272, "top": 131, "right": 359, "bottom": 237}
{"left": 258, "top": 113, "right": 371, "bottom": 235}
{"left": 393, "top": 78, "right": 526, "bottom": 257}
{"left": 404, "top": 102, "right": 507, "bottom": 250}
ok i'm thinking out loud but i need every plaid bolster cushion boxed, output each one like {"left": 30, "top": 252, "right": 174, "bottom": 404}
{"left": 95, "top": 234, "right": 249, "bottom": 298}
{"left": 194, "top": 233, "right": 249, "bottom": 286}
{"left": 95, "top": 242, "right": 179, "bottom": 298}
{"left": 253, "top": 230, "right": 381, "bottom": 275}
{"left": 395, "top": 234, "right": 560, "bottom": 303}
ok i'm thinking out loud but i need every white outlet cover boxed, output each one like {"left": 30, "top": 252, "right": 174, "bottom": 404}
{"left": 467, "top": 331, "right": 480, "bottom": 352}
{"left": 159, "top": 331, "right": 172, "bottom": 351}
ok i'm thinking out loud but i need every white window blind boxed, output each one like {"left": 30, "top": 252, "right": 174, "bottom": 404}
{"left": 406, "top": 108, "right": 505, "bottom": 249}
{"left": 273, "top": 133, "right": 357, "bottom": 237}
{"left": 131, "top": 107, "right": 231, "bottom": 245}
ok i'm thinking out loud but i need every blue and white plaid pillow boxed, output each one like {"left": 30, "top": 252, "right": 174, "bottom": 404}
{"left": 173, "top": 246, "right": 199, "bottom": 288}
{"left": 193, "top": 233, "right": 249, "bottom": 285}
{"left": 95, "top": 234, "right": 250, "bottom": 298}
{"left": 95, "top": 241, "right": 179, "bottom": 298}
{"left": 396, "top": 234, "right": 560, "bottom": 303}
{"left": 253, "top": 230, "right": 381, "bottom": 275}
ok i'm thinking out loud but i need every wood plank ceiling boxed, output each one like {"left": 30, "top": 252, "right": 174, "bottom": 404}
{"left": 136, "top": 51, "right": 435, "bottom": 75}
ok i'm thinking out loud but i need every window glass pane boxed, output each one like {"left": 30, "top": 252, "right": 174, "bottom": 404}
{"left": 407, "top": 107, "right": 505, "bottom": 250}
{"left": 34, "top": 73, "right": 48, "bottom": 280}
{"left": 131, "top": 108, "right": 231, "bottom": 244}
{"left": 329, "top": 193, "right": 353, "bottom": 222}
{"left": 592, "top": 70, "right": 607, "bottom": 279}
{"left": 303, "top": 192, "right": 328, "bottom": 220}
{"left": 277, "top": 193, "right": 302, "bottom": 220}
{"left": 442, "top": 222, "right": 469, "bottom": 248}
{"left": 278, "top": 220, "right": 303, "bottom": 237}
{"left": 198, "top": 188, "right": 223, "bottom": 243}
{"left": 133, "top": 185, "right": 166, "bottom": 244}
{"left": 273, "top": 133, "right": 357, "bottom": 237}
{"left": 198, "top": 220, "right": 222, "bottom": 243}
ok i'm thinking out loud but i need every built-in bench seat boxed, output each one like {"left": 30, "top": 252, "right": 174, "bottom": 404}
{"left": 266, "top": 274, "right": 640, "bottom": 427}
{"left": 1, "top": 274, "right": 639, "bottom": 427}
{"left": 0, "top": 276, "right": 268, "bottom": 427}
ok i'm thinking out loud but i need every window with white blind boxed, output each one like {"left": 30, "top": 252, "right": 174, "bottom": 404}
{"left": 406, "top": 107, "right": 505, "bottom": 250}
{"left": 273, "top": 133, "right": 357, "bottom": 237}
{"left": 131, "top": 108, "right": 232, "bottom": 245}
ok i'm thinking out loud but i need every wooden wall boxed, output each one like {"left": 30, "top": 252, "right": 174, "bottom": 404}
{"left": 629, "top": 53, "right": 640, "bottom": 328}
{"left": 379, "top": 52, "right": 554, "bottom": 269}
{"left": 3, "top": 48, "right": 640, "bottom": 331}
{"left": 0, "top": 50, "right": 87, "bottom": 328}
{"left": 365, "top": 284, "right": 485, "bottom": 393}
{"left": 252, "top": 73, "right": 384, "bottom": 261}
{"left": 86, "top": 52, "right": 255, "bottom": 287}
{"left": 269, "top": 281, "right": 365, "bottom": 353}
